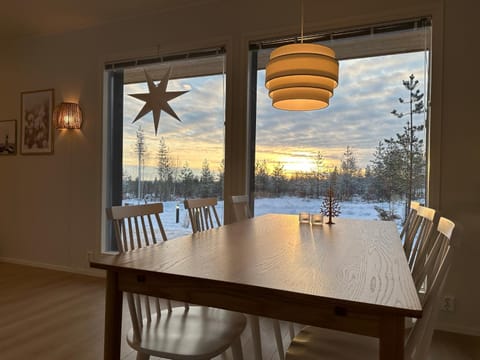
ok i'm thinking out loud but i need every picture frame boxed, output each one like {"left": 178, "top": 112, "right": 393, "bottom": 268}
{"left": 0, "top": 119, "right": 17, "bottom": 155}
{"left": 20, "top": 89, "right": 54, "bottom": 154}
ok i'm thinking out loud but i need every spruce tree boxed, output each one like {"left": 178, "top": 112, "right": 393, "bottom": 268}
{"left": 157, "top": 137, "right": 173, "bottom": 200}
{"left": 339, "top": 146, "right": 358, "bottom": 200}
{"left": 271, "top": 162, "right": 286, "bottom": 195}
{"left": 255, "top": 160, "right": 269, "bottom": 196}
{"left": 180, "top": 162, "right": 195, "bottom": 199}
{"left": 200, "top": 159, "right": 214, "bottom": 197}
{"left": 134, "top": 126, "right": 146, "bottom": 201}
{"left": 312, "top": 151, "right": 325, "bottom": 198}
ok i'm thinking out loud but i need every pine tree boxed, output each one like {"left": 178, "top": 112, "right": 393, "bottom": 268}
{"left": 391, "top": 74, "right": 426, "bottom": 218}
{"left": 371, "top": 140, "right": 404, "bottom": 201}
{"left": 271, "top": 162, "right": 286, "bottom": 195}
{"left": 180, "top": 162, "right": 195, "bottom": 199}
{"left": 157, "top": 137, "right": 173, "bottom": 201}
{"left": 329, "top": 166, "right": 340, "bottom": 195}
{"left": 255, "top": 160, "right": 269, "bottom": 195}
{"left": 339, "top": 146, "right": 358, "bottom": 200}
{"left": 200, "top": 159, "right": 215, "bottom": 197}
{"left": 134, "top": 126, "right": 146, "bottom": 200}
{"left": 311, "top": 151, "right": 326, "bottom": 198}
{"left": 292, "top": 172, "right": 309, "bottom": 198}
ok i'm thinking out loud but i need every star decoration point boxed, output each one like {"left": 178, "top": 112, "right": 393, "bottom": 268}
{"left": 129, "top": 68, "right": 188, "bottom": 135}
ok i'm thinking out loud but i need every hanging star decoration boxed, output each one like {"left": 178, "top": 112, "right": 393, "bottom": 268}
{"left": 129, "top": 68, "right": 189, "bottom": 135}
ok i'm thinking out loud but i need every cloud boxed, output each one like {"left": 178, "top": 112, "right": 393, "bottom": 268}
{"left": 256, "top": 52, "right": 427, "bottom": 167}
{"left": 122, "top": 51, "right": 427, "bottom": 178}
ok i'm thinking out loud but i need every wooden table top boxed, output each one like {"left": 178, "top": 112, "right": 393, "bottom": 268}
{"left": 92, "top": 214, "right": 422, "bottom": 318}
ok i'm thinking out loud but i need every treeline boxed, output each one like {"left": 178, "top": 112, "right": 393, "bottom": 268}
{"left": 123, "top": 154, "right": 224, "bottom": 201}
{"left": 254, "top": 142, "right": 425, "bottom": 207}
{"left": 124, "top": 140, "right": 425, "bottom": 207}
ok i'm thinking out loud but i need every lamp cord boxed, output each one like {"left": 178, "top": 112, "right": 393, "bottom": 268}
{"left": 300, "top": 0, "right": 304, "bottom": 43}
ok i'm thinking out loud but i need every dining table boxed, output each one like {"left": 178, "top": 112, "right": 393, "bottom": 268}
{"left": 90, "top": 213, "right": 422, "bottom": 360}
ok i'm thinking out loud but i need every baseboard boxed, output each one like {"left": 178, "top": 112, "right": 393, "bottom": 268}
{"left": 436, "top": 321, "right": 480, "bottom": 337}
{"left": 0, "top": 256, "right": 105, "bottom": 278}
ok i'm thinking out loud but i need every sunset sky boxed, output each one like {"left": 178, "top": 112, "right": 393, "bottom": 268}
{"left": 123, "top": 51, "right": 427, "bottom": 180}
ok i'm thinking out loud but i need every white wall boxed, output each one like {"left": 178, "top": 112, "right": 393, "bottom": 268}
{"left": 0, "top": 0, "right": 478, "bottom": 334}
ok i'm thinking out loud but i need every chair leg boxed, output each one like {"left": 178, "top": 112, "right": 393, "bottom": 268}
{"left": 249, "top": 315, "right": 263, "bottom": 360}
{"left": 136, "top": 352, "right": 150, "bottom": 360}
{"left": 231, "top": 337, "right": 244, "bottom": 360}
{"left": 272, "top": 319, "right": 285, "bottom": 360}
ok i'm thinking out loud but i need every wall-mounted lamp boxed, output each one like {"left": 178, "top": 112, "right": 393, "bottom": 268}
{"left": 265, "top": 0, "right": 339, "bottom": 111}
{"left": 54, "top": 102, "right": 83, "bottom": 129}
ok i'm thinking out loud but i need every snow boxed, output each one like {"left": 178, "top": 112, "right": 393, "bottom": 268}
{"left": 124, "top": 197, "right": 404, "bottom": 240}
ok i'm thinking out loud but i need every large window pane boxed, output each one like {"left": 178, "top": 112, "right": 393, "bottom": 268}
{"left": 251, "top": 21, "right": 430, "bottom": 225}
{"left": 105, "top": 53, "right": 226, "bottom": 248}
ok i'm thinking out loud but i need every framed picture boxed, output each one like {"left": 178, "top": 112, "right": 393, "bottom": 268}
{"left": 0, "top": 119, "right": 17, "bottom": 155}
{"left": 20, "top": 89, "right": 54, "bottom": 154}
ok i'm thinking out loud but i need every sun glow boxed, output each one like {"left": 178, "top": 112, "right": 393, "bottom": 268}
{"left": 256, "top": 147, "right": 341, "bottom": 177}
{"left": 278, "top": 154, "right": 315, "bottom": 174}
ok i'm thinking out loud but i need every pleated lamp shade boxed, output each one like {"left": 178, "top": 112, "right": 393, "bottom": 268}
{"left": 55, "top": 102, "right": 83, "bottom": 129}
{"left": 265, "top": 43, "right": 339, "bottom": 111}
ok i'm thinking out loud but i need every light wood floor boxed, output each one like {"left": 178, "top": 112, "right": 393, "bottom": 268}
{"left": 1, "top": 262, "right": 479, "bottom": 360}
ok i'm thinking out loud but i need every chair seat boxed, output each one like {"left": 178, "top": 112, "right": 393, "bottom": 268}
{"left": 127, "top": 305, "right": 247, "bottom": 359}
{"left": 286, "top": 326, "right": 379, "bottom": 360}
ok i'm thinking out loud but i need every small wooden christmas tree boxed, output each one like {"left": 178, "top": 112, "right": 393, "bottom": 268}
{"left": 320, "top": 187, "right": 341, "bottom": 225}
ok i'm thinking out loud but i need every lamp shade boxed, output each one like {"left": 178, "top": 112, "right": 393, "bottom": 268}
{"left": 54, "top": 102, "right": 83, "bottom": 129}
{"left": 265, "top": 43, "right": 339, "bottom": 110}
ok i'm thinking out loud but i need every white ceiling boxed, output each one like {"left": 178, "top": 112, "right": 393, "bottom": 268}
{"left": 0, "top": 0, "right": 202, "bottom": 42}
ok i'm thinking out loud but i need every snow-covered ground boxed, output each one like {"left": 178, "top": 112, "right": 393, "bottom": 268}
{"left": 125, "top": 196, "right": 404, "bottom": 240}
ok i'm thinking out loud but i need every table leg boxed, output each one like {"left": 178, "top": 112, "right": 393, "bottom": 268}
{"left": 104, "top": 271, "right": 123, "bottom": 360}
{"left": 379, "top": 315, "right": 404, "bottom": 360}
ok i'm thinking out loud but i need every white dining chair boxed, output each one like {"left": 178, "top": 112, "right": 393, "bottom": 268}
{"left": 285, "top": 216, "right": 455, "bottom": 360}
{"left": 407, "top": 206, "right": 436, "bottom": 275}
{"left": 231, "top": 195, "right": 296, "bottom": 360}
{"left": 107, "top": 203, "right": 246, "bottom": 360}
{"left": 412, "top": 217, "right": 455, "bottom": 299}
{"left": 400, "top": 201, "right": 421, "bottom": 247}
{"left": 184, "top": 197, "right": 221, "bottom": 233}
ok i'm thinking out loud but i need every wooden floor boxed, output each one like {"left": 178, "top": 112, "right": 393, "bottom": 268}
{"left": 1, "top": 262, "right": 479, "bottom": 360}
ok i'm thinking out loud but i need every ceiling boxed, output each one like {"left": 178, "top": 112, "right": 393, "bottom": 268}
{"left": 0, "top": 0, "right": 203, "bottom": 42}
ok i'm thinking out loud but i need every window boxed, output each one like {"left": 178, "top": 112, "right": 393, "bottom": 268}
{"left": 104, "top": 49, "right": 226, "bottom": 250}
{"left": 248, "top": 18, "right": 431, "bottom": 225}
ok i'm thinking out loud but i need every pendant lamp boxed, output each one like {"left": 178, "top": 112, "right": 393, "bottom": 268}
{"left": 265, "top": 1, "right": 339, "bottom": 111}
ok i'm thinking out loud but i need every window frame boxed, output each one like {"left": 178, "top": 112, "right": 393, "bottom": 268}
{"left": 102, "top": 47, "right": 228, "bottom": 252}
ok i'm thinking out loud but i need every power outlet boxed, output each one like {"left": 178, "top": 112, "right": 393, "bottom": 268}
{"left": 87, "top": 251, "right": 93, "bottom": 263}
{"left": 441, "top": 295, "right": 455, "bottom": 312}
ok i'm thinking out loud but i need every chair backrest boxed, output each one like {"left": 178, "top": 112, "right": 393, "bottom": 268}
{"left": 401, "top": 201, "right": 421, "bottom": 241}
{"left": 412, "top": 216, "right": 454, "bottom": 294}
{"left": 404, "top": 205, "right": 435, "bottom": 268}
{"left": 184, "top": 197, "right": 221, "bottom": 233}
{"left": 107, "top": 203, "right": 167, "bottom": 252}
{"left": 106, "top": 203, "right": 178, "bottom": 343}
{"left": 405, "top": 217, "right": 455, "bottom": 360}
{"left": 231, "top": 195, "right": 252, "bottom": 222}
